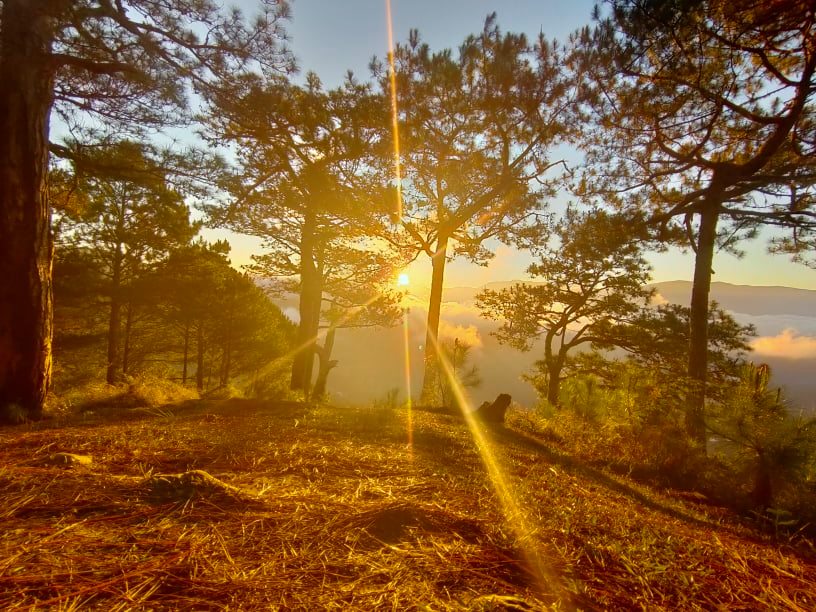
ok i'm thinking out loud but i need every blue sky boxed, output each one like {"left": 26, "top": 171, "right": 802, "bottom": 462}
{"left": 285, "top": 0, "right": 591, "bottom": 86}
{"left": 217, "top": 0, "right": 816, "bottom": 290}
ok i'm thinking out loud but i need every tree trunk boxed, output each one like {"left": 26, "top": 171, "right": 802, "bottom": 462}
{"left": 686, "top": 205, "right": 719, "bottom": 445}
{"left": 220, "top": 331, "right": 232, "bottom": 387}
{"left": 420, "top": 235, "right": 449, "bottom": 403}
{"left": 0, "top": 0, "right": 57, "bottom": 422}
{"left": 291, "top": 211, "right": 321, "bottom": 395}
{"left": 305, "top": 274, "right": 322, "bottom": 394}
{"left": 196, "top": 322, "right": 205, "bottom": 392}
{"left": 546, "top": 361, "right": 561, "bottom": 407}
{"left": 182, "top": 322, "right": 189, "bottom": 385}
{"left": 220, "top": 292, "right": 233, "bottom": 386}
{"left": 220, "top": 345, "right": 231, "bottom": 386}
{"left": 121, "top": 300, "right": 133, "bottom": 377}
{"left": 312, "top": 326, "right": 337, "bottom": 400}
{"left": 122, "top": 301, "right": 134, "bottom": 376}
{"left": 753, "top": 452, "right": 773, "bottom": 509}
{"left": 106, "top": 254, "right": 122, "bottom": 384}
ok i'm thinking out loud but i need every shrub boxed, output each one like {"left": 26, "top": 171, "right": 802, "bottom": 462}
{"left": 247, "top": 361, "right": 298, "bottom": 401}
{"left": 708, "top": 363, "right": 816, "bottom": 509}
{"left": 125, "top": 375, "right": 199, "bottom": 407}
{"left": 424, "top": 339, "right": 481, "bottom": 409}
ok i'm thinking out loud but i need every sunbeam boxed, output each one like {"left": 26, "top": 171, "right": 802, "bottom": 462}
{"left": 401, "top": 307, "right": 414, "bottom": 456}
{"left": 248, "top": 290, "right": 390, "bottom": 396}
{"left": 385, "top": 0, "right": 403, "bottom": 222}
{"left": 424, "top": 331, "right": 565, "bottom": 599}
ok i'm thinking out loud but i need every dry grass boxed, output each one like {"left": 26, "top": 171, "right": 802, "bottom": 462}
{"left": 0, "top": 400, "right": 814, "bottom": 610}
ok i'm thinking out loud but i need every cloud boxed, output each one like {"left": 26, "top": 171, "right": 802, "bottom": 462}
{"left": 438, "top": 320, "right": 483, "bottom": 348}
{"left": 439, "top": 244, "right": 521, "bottom": 286}
{"left": 751, "top": 329, "right": 816, "bottom": 359}
{"left": 732, "top": 313, "right": 816, "bottom": 337}
{"left": 283, "top": 306, "right": 300, "bottom": 323}
{"left": 441, "top": 300, "right": 485, "bottom": 322}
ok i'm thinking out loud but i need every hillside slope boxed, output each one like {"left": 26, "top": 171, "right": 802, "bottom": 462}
{"left": 1, "top": 401, "right": 813, "bottom": 610}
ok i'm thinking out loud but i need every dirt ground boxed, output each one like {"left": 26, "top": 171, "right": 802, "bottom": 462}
{"left": 1, "top": 399, "right": 814, "bottom": 610}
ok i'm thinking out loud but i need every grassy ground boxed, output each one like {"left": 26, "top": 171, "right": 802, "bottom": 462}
{"left": 1, "top": 400, "right": 814, "bottom": 610}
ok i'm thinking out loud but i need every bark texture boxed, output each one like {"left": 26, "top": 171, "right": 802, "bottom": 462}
{"left": 420, "top": 235, "right": 448, "bottom": 402}
{"left": 686, "top": 205, "right": 719, "bottom": 445}
{"left": 290, "top": 211, "right": 322, "bottom": 396}
{"left": 312, "top": 327, "right": 337, "bottom": 400}
{"left": 0, "top": 0, "right": 57, "bottom": 422}
{"left": 105, "top": 253, "right": 122, "bottom": 384}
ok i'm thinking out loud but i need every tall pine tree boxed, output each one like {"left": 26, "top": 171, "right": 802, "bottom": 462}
{"left": 372, "top": 16, "right": 581, "bottom": 401}
{"left": 0, "top": 0, "right": 290, "bottom": 422}
{"left": 577, "top": 0, "right": 816, "bottom": 442}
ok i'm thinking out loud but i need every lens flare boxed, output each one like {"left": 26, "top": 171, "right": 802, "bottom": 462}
{"left": 425, "top": 331, "right": 563, "bottom": 598}
{"left": 402, "top": 308, "right": 414, "bottom": 455}
{"left": 385, "top": 0, "right": 403, "bottom": 222}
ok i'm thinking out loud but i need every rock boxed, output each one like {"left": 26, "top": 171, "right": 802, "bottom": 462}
{"left": 473, "top": 393, "right": 512, "bottom": 424}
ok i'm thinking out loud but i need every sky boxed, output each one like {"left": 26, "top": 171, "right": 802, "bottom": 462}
{"left": 213, "top": 0, "right": 816, "bottom": 291}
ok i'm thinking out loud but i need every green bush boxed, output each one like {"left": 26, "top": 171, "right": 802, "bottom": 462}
{"left": 708, "top": 363, "right": 816, "bottom": 510}
{"left": 246, "top": 361, "right": 298, "bottom": 401}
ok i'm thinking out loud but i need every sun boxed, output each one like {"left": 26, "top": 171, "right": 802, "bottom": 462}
{"left": 397, "top": 273, "right": 410, "bottom": 287}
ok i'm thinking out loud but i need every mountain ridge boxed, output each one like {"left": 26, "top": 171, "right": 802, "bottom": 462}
{"left": 434, "top": 280, "right": 816, "bottom": 317}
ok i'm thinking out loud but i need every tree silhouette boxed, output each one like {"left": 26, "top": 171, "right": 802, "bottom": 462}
{"left": 151, "top": 241, "right": 295, "bottom": 392}
{"left": 202, "top": 74, "right": 401, "bottom": 397}
{"left": 578, "top": 0, "right": 816, "bottom": 442}
{"left": 0, "top": 0, "right": 290, "bottom": 422}
{"left": 56, "top": 141, "right": 199, "bottom": 384}
{"left": 372, "top": 15, "right": 579, "bottom": 402}
{"left": 477, "top": 209, "right": 653, "bottom": 406}
{"left": 571, "top": 303, "right": 756, "bottom": 414}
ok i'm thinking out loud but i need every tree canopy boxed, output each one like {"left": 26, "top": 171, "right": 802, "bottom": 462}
{"left": 477, "top": 209, "right": 654, "bottom": 405}
{"left": 201, "top": 72, "right": 401, "bottom": 397}
{"left": 0, "top": 0, "right": 291, "bottom": 421}
{"left": 374, "top": 16, "right": 581, "bottom": 401}
{"left": 576, "top": 0, "right": 816, "bottom": 441}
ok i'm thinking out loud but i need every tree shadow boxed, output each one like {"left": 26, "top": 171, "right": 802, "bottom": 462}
{"left": 484, "top": 423, "right": 721, "bottom": 530}
{"left": 25, "top": 398, "right": 313, "bottom": 433}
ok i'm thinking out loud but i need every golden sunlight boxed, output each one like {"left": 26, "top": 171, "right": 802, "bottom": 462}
{"left": 385, "top": 0, "right": 403, "bottom": 222}
{"left": 425, "top": 331, "right": 563, "bottom": 597}
{"left": 246, "top": 291, "right": 389, "bottom": 394}
{"left": 397, "top": 272, "right": 410, "bottom": 286}
{"left": 402, "top": 309, "right": 414, "bottom": 455}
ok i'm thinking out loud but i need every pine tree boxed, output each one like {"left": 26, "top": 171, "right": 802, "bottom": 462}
{"left": 202, "top": 73, "right": 400, "bottom": 397}
{"left": 0, "top": 0, "right": 290, "bottom": 422}
{"left": 477, "top": 210, "right": 653, "bottom": 406}
{"left": 56, "top": 142, "right": 199, "bottom": 384}
{"left": 372, "top": 15, "right": 581, "bottom": 402}
{"left": 577, "top": 0, "right": 816, "bottom": 442}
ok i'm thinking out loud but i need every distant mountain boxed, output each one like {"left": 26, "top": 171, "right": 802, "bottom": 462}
{"left": 439, "top": 280, "right": 542, "bottom": 305}
{"left": 650, "top": 281, "right": 816, "bottom": 411}
{"left": 652, "top": 281, "right": 816, "bottom": 316}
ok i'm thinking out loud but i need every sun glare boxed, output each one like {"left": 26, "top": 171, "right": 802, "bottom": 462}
{"left": 385, "top": 0, "right": 403, "bottom": 222}
{"left": 246, "top": 291, "right": 388, "bottom": 393}
{"left": 425, "top": 332, "right": 562, "bottom": 598}
{"left": 402, "top": 309, "right": 414, "bottom": 456}
{"left": 397, "top": 272, "right": 410, "bottom": 286}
